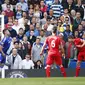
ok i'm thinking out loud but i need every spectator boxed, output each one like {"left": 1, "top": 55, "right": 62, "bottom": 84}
{"left": 18, "top": 11, "right": 28, "bottom": 30}
{"left": 34, "top": 60, "right": 43, "bottom": 69}
{"left": 57, "top": 20, "right": 64, "bottom": 33}
{"left": 16, "top": 28, "right": 24, "bottom": 41}
{"left": 64, "top": 36, "right": 75, "bottom": 68}
{"left": 2, "top": 0, "right": 13, "bottom": 11}
{"left": 63, "top": 0, "right": 75, "bottom": 13}
{"left": 74, "top": 30, "right": 78, "bottom": 38}
{"left": 25, "top": 24, "right": 39, "bottom": 37}
{"left": 46, "top": 18, "right": 54, "bottom": 32}
{"left": 63, "top": 25, "right": 73, "bottom": 42}
{"left": 28, "top": 30, "right": 36, "bottom": 46}
{"left": 5, "top": 17, "right": 13, "bottom": 29}
{"left": 73, "top": 12, "right": 82, "bottom": 32}
{"left": 42, "top": 23, "right": 52, "bottom": 37}
{"left": 40, "top": 29, "right": 46, "bottom": 43}
{"left": 24, "top": 18, "right": 30, "bottom": 33}
{"left": 36, "top": 23, "right": 41, "bottom": 30}
{"left": 34, "top": 4, "right": 41, "bottom": 23}
{"left": 15, "top": 5, "right": 22, "bottom": 20}
{"left": 7, "top": 22, "right": 17, "bottom": 38}
{"left": 81, "top": 19, "right": 85, "bottom": 31}
{"left": 75, "top": 0, "right": 84, "bottom": 19}
{"left": 70, "top": 10, "right": 76, "bottom": 20}
{"left": 60, "top": 8, "right": 71, "bottom": 24}
{"left": 22, "top": 36, "right": 31, "bottom": 57}
{"left": 77, "top": 24, "right": 83, "bottom": 38}
{"left": 13, "top": 40, "right": 19, "bottom": 50}
{"left": 29, "top": 4, "right": 34, "bottom": 10}
{"left": 4, "top": 4, "right": 14, "bottom": 18}
{"left": 16, "top": 0, "right": 28, "bottom": 11}
{"left": 28, "top": 9, "right": 34, "bottom": 20}
{"left": 18, "top": 42, "right": 24, "bottom": 59}
{"left": 31, "top": 17, "right": 36, "bottom": 27}
{"left": 12, "top": 19, "right": 21, "bottom": 34}
{"left": 31, "top": 37, "right": 43, "bottom": 62}
{"left": 6, "top": 48, "right": 22, "bottom": 69}
{"left": 51, "top": 0, "right": 64, "bottom": 18}
{"left": 40, "top": 0, "right": 48, "bottom": 14}
{"left": 47, "top": 9, "right": 55, "bottom": 23}
{"left": 19, "top": 54, "right": 34, "bottom": 69}
{"left": 63, "top": 17, "right": 73, "bottom": 31}
{"left": 40, "top": 12, "right": 47, "bottom": 26}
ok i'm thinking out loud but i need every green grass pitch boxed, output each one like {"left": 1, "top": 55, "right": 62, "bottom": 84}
{"left": 0, "top": 77, "right": 85, "bottom": 85}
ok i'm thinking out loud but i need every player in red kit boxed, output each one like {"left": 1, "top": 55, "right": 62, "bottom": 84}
{"left": 73, "top": 37, "right": 85, "bottom": 77}
{"left": 40, "top": 27, "right": 66, "bottom": 77}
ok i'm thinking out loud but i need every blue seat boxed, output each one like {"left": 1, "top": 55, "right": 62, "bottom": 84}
{"left": 69, "top": 59, "right": 85, "bottom": 68}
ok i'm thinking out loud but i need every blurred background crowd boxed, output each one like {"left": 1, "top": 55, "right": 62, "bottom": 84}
{"left": 0, "top": 0, "right": 85, "bottom": 69}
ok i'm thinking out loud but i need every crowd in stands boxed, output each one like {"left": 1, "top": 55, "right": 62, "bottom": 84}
{"left": 0, "top": 0, "right": 85, "bottom": 69}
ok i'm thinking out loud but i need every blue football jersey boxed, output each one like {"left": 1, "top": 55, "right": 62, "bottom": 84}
{"left": 1, "top": 37, "right": 12, "bottom": 54}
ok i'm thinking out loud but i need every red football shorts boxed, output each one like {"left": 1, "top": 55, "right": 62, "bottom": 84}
{"left": 78, "top": 52, "right": 85, "bottom": 61}
{"left": 46, "top": 51, "right": 62, "bottom": 66}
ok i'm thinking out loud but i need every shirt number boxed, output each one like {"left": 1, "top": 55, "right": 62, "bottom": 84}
{"left": 51, "top": 40, "right": 55, "bottom": 48}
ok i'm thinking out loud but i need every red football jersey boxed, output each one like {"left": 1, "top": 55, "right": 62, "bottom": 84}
{"left": 45, "top": 36, "right": 61, "bottom": 53}
{"left": 74, "top": 38, "right": 85, "bottom": 52}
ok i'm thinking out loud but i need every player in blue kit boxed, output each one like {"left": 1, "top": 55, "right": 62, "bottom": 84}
{"left": 0, "top": 29, "right": 12, "bottom": 66}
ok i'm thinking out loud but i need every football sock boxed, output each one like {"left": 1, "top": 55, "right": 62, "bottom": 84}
{"left": 76, "top": 66, "right": 80, "bottom": 77}
{"left": 46, "top": 66, "right": 51, "bottom": 77}
{"left": 60, "top": 67, "right": 67, "bottom": 77}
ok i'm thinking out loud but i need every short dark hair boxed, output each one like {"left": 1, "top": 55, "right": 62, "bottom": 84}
{"left": 3, "top": 29, "right": 8, "bottom": 34}
{"left": 40, "top": 29, "right": 44, "bottom": 32}
{"left": 66, "top": 24, "right": 70, "bottom": 28}
{"left": 19, "top": 28, "right": 23, "bottom": 31}
{"left": 14, "top": 40, "right": 20, "bottom": 44}
{"left": 52, "top": 26, "right": 57, "bottom": 33}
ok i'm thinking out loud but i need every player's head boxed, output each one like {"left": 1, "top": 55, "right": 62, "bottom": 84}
{"left": 52, "top": 26, "right": 57, "bottom": 34}
{"left": 3, "top": 29, "right": 10, "bottom": 36}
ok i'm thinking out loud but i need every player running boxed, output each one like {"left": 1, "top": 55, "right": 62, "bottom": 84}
{"left": 40, "top": 27, "right": 66, "bottom": 77}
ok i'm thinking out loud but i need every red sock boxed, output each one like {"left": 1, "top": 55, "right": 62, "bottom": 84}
{"left": 46, "top": 66, "right": 51, "bottom": 77}
{"left": 60, "top": 67, "right": 67, "bottom": 77}
{"left": 76, "top": 66, "right": 80, "bottom": 77}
